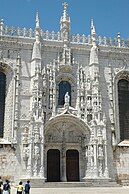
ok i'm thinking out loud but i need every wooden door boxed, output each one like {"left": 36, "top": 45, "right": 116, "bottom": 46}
{"left": 66, "top": 150, "right": 79, "bottom": 181}
{"left": 47, "top": 149, "right": 60, "bottom": 182}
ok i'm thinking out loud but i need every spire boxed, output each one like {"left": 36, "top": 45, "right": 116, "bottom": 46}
{"left": 91, "top": 19, "right": 96, "bottom": 46}
{"left": 31, "top": 12, "right": 41, "bottom": 61}
{"left": 60, "top": 2, "right": 70, "bottom": 47}
{"left": 35, "top": 12, "right": 41, "bottom": 43}
{"left": 91, "top": 19, "right": 95, "bottom": 35}
{"left": 62, "top": 2, "right": 68, "bottom": 21}
{"left": 89, "top": 19, "right": 98, "bottom": 66}
{"left": 36, "top": 12, "right": 40, "bottom": 29}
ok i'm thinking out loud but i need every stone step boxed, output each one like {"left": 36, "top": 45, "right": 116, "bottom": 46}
{"left": 31, "top": 180, "right": 120, "bottom": 188}
{"left": 21, "top": 178, "right": 120, "bottom": 188}
{"left": 40, "top": 181, "right": 120, "bottom": 188}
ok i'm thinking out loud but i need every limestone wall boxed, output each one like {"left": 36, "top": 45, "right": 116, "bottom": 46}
{"left": 114, "top": 146, "right": 129, "bottom": 185}
{"left": 0, "top": 145, "right": 22, "bottom": 183}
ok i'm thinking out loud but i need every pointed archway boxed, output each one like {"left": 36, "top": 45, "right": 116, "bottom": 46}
{"left": 45, "top": 114, "right": 91, "bottom": 182}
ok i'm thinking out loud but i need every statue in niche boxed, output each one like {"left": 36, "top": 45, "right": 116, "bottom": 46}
{"left": 65, "top": 92, "right": 70, "bottom": 103}
{"left": 85, "top": 146, "right": 88, "bottom": 158}
{"left": 34, "top": 144, "right": 40, "bottom": 160}
{"left": 64, "top": 92, "right": 70, "bottom": 110}
{"left": 98, "top": 146, "right": 103, "bottom": 157}
{"left": 33, "top": 144, "right": 40, "bottom": 176}
{"left": 23, "top": 147, "right": 29, "bottom": 161}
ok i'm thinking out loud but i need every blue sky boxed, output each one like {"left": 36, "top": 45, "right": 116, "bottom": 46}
{"left": 0, "top": 0, "right": 129, "bottom": 40}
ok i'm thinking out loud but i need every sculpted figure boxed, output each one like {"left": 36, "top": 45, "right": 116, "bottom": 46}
{"left": 65, "top": 92, "right": 70, "bottom": 104}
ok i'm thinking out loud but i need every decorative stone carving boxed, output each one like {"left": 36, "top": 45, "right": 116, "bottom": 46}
{"left": 23, "top": 146, "right": 29, "bottom": 161}
{"left": 34, "top": 144, "right": 40, "bottom": 160}
{"left": 22, "top": 127, "right": 29, "bottom": 144}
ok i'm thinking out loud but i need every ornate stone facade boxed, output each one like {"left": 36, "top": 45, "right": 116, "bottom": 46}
{"left": 0, "top": 2, "right": 129, "bottom": 186}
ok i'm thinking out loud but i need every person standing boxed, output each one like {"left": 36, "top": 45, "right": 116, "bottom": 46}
{"left": 3, "top": 180, "right": 10, "bottom": 194}
{"left": 17, "top": 181, "right": 23, "bottom": 194}
{"left": 24, "top": 180, "right": 30, "bottom": 194}
{"left": 0, "top": 177, "right": 3, "bottom": 194}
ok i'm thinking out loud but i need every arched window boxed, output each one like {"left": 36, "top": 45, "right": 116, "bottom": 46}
{"left": 0, "top": 72, "right": 6, "bottom": 138}
{"left": 118, "top": 79, "right": 129, "bottom": 141}
{"left": 58, "top": 81, "right": 71, "bottom": 106}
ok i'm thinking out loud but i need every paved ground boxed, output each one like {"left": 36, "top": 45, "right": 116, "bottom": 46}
{"left": 11, "top": 186, "right": 129, "bottom": 194}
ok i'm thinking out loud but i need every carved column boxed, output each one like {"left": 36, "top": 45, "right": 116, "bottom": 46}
{"left": 39, "top": 124, "right": 45, "bottom": 179}
{"left": 12, "top": 53, "right": 21, "bottom": 143}
{"left": 108, "top": 64, "right": 116, "bottom": 146}
{"left": 33, "top": 123, "right": 40, "bottom": 176}
{"left": 22, "top": 127, "right": 29, "bottom": 169}
{"left": 52, "top": 60, "right": 56, "bottom": 117}
{"left": 76, "top": 64, "right": 81, "bottom": 117}
{"left": 93, "top": 140, "right": 98, "bottom": 177}
{"left": 104, "top": 140, "right": 109, "bottom": 178}
{"left": 61, "top": 124, "right": 67, "bottom": 181}
{"left": 27, "top": 119, "right": 33, "bottom": 176}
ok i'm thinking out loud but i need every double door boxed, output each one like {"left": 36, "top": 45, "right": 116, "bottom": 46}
{"left": 47, "top": 149, "right": 79, "bottom": 182}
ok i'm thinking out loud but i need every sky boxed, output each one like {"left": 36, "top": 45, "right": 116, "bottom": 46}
{"left": 0, "top": 0, "right": 129, "bottom": 40}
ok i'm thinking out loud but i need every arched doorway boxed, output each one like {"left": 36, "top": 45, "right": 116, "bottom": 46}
{"left": 66, "top": 150, "right": 79, "bottom": 181}
{"left": 47, "top": 149, "right": 60, "bottom": 182}
{"left": 45, "top": 114, "right": 90, "bottom": 182}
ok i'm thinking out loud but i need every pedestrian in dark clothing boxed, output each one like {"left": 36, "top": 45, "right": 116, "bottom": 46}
{"left": 0, "top": 176, "right": 3, "bottom": 194}
{"left": 3, "top": 180, "right": 10, "bottom": 194}
{"left": 24, "top": 180, "right": 30, "bottom": 194}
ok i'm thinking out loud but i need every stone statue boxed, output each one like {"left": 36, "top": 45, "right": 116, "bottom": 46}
{"left": 64, "top": 92, "right": 70, "bottom": 110}
{"left": 65, "top": 92, "right": 70, "bottom": 104}
{"left": 23, "top": 147, "right": 29, "bottom": 161}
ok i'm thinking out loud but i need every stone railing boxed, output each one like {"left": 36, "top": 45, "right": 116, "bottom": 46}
{"left": 71, "top": 34, "right": 129, "bottom": 48}
{"left": 0, "top": 23, "right": 129, "bottom": 48}
{"left": 71, "top": 34, "right": 91, "bottom": 44}
{"left": 0, "top": 24, "right": 62, "bottom": 41}
{"left": 2, "top": 26, "right": 34, "bottom": 38}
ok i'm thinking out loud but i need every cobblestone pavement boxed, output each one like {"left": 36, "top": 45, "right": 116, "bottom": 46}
{"left": 11, "top": 186, "right": 129, "bottom": 194}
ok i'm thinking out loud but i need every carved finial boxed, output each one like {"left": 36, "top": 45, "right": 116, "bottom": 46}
{"left": 36, "top": 12, "right": 40, "bottom": 29}
{"left": 0, "top": 18, "right": 4, "bottom": 25}
{"left": 60, "top": 2, "right": 70, "bottom": 46}
{"left": 34, "top": 12, "right": 41, "bottom": 43}
{"left": 0, "top": 18, "right": 4, "bottom": 35}
{"left": 63, "top": 2, "right": 68, "bottom": 20}
{"left": 91, "top": 19, "right": 96, "bottom": 46}
{"left": 117, "top": 32, "right": 121, "bottom": 47}
{"left": 91, "top": 19, "right": 95, "bottom": 34}
{"left": 91, "top": 19, "right": 94, "bottom": 30}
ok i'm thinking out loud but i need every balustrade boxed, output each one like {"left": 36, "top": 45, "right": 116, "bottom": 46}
{"left": 0, "top": 23, "right": 129, "bottom": 48}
